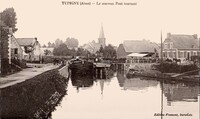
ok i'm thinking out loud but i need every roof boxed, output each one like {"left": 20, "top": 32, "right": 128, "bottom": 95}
{"left": 164, "top": 34, "right": 198, "bottom": 49}
{"left": 16, "top": 38, "right": 37, "bottom": 46}
{"left": 127, "top": 53, "right": 148, "bottom": 57}
{"left": 82, "top": 41, "right": 101, "bottom": 53}
{"left": 123, "top": 40, "right": 159, "bottom": 53}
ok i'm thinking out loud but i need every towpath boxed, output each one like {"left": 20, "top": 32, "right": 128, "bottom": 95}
{"left": 0, "top": 63, "right": 59, "bottom": 89}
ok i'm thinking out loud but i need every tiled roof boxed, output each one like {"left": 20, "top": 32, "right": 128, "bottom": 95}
{"left": 164, "top": 34, "right": 198, "bottom": 49}
{"left": 16, "top": 38, "right": 36, "bottom": 46}
{"left": 123, "top": 40, "right": 159, "bottom": 53}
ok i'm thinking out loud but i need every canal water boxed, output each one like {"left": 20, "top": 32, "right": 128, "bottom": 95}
{"left": 0, "top": 71, "right": 199, "bottom": 119}
{"left": 51, "top": 71, "right": 200, "bottom": 119}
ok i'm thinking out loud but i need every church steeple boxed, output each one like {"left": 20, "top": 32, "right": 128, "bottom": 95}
{"left": 98, "top": 24, "right": 106, "bottom": 47}
{"left": 99, "top": 24, "right": 105, "bottom": 38}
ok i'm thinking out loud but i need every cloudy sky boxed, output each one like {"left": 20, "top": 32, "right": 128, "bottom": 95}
{"left": 0, "top": 0, "right": 200, "bottom": 46}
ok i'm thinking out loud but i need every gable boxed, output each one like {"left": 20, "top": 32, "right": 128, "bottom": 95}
{"left": 164, "top": 34, "right": 198, "bottom": 49}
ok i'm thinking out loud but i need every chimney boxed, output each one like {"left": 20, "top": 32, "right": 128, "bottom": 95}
{"left": 167, "top": 33, "right": 171, "bottom": 38}
{"left": 193, "top": 34, "right": 197, "bottom": 39}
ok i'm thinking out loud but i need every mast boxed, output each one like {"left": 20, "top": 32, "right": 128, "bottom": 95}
{"left": 160, "top": 31, "right": 164, "bottom": 119}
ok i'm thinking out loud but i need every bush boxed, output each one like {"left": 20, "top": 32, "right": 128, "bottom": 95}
{"left": 153, "top": 63, "right": 198, "bottom": 73}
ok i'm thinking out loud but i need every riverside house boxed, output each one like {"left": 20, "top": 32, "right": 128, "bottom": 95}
{"left": 163, "top": 33, "right": 199, "bottom": 61}
{"left": 16, "top": 38, "right": 42, "bottom": 62}
{"left": 117, "top": 40, "right": 159, "bottom": 63}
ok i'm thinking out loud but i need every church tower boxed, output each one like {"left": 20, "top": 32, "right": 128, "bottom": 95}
{"left": 98, "top": 24, "right": 106, "bottom": 48}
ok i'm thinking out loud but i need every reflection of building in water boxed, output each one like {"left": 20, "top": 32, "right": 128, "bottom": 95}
{"left": 116, "top": 72, "right": 158, "bottom": 90}
{"left": 99, "top": 80, "right": 104, "bottom": 95}
{"left": 123, "top": 78, "right": 158, "bottom": 91}
{"left": 117, "top": 72, "right": 126, "bottom": 87}
{"left": 163, "top": 83, "right": 199, "bottom": 105}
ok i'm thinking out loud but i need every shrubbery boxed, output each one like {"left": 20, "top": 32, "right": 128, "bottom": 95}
{"left": 153, "top": 63, "right": 198, "bottom": 73}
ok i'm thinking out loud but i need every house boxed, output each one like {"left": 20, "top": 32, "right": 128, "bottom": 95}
{"left": 10, "top": 35, "right": 23, "bottom": 60}
{"left": 82, "top": 40, "right": 102, "bottom": 54}
{"left": 163, "top": 33, "right": 199, "bottom": 60}
{"left": 82, "top": 25, "right": 106, "bottom": 54}
{"left": 16, "top": 38, "right": 41, "bottom": 62}
{"left": 117, "top": 40, "right": 159, "bottom": 59}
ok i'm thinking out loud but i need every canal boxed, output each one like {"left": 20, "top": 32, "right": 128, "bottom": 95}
{"left": 52, "top": 71, "right": 199, "bottom": 119}
{"left": 0, "top": 70, "right": 199, "bottom": 119}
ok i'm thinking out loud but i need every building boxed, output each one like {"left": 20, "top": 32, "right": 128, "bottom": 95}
{"left": 82, "top": 25, "right": 106, "bottom": 54}
{"left": 98, "top": 25, "right": 106, "bottom": 48}
{"left": 163, "top": 33, "right": 199, "bottom": 60}
{"left": 117, "top": 40, "right": 159, "bottom": 59}
{"left": 16, "top": 38, "right": 41, "bottom": 62}
{"left": 10, "top": 35, "right": 23, "bottom": 60}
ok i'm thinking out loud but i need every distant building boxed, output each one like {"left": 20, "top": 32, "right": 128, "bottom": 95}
{"left": 98, "top": 25, "right": 106, "bottom": 48}
{"left": 16, "top": 38, "right": 41, "bottom": 62}
{"left": 163, "top": 33, "right": 199, "bottom": 60}
{"left": 82, "top": 25, "right": 106, "bottom": 54}
{"left": 117, "top": 40, "right": 159, "bottom": 59}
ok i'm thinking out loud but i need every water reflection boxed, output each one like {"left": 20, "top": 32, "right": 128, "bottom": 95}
{"left": 117, "top": 72, "right": 159, "bottom": 91}
{"left": 0, "top": 69, "right": 199, "bottom": 119}
{"left": 163, "top": 82, "right": 199, "bottom": 105}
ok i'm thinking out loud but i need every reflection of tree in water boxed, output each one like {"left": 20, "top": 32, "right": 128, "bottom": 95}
{"left": 0, "top": 70, "right": 68, "bottom": 119}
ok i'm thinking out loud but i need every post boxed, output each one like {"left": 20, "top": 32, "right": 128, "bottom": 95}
{"left": 198, "top": 38, "right": 200, "bottom": 78}
{"left": 100, "top": 68, "right": 103, "bottom": 79}
{"left": 0, "top": 15, "right": 1, "bottom": 75}
{"left": 160, "top": 31, "right": 163, "bottom": 73}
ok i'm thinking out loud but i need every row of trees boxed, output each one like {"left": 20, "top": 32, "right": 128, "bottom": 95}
{"left": 43, "top": 38, "right": 79, "bottom": 49}
{"left": 97, "top": 45, "right": 117, "bottom": 59}
{"left": 52, "top": 42, "right": 117, "bottom": 59}
{"left": 53, "top": 43, "right": 89, "bottom": 57}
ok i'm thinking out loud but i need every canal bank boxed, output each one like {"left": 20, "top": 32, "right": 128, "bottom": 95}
{"left": 0, "top": 63, "right": 69, "bottom": 118}
{"left": 0, "top": 63, "right": 63, "bottom": 89}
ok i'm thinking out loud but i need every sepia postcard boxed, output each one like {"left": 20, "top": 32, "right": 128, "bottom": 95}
{"left": 0, "top": 0, "right": 200, "bottom": 119}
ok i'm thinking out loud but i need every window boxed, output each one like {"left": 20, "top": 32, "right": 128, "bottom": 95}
{"left": 170, "top": 42, "right": 173, "bottom": 49}
{"left": 14, "top": 48, "right": 18, "bottom": 54}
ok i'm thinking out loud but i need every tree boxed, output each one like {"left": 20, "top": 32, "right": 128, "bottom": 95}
{"left": 47, "top": 42, "right": 52, "bottom": 48}
{"left": 44, "top": 49, "right": 52, "bottom": 56}
{"left": 55, "top": 38, "right": 63, "bottom": 48}
{"left": 0, "top": 7, "right": 18, "bottom": 33}
{"left": 65, "top": 37, "right": 79, "bottom": 49}
{"left": 53, "top": 43, "right": 71, "bottom": 56}
{"left": 97, "top": 44, "right": 116, "bottom": 59}
{"left": 51, "top": 43, "right": 55, "bottom": 48}
{"left": 42, "top": 44, "right": 47, "bottom": 48}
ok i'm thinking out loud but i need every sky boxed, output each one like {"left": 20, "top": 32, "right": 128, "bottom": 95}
{"left": 0, "top": 0, "right": 200, "bottom": 46}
